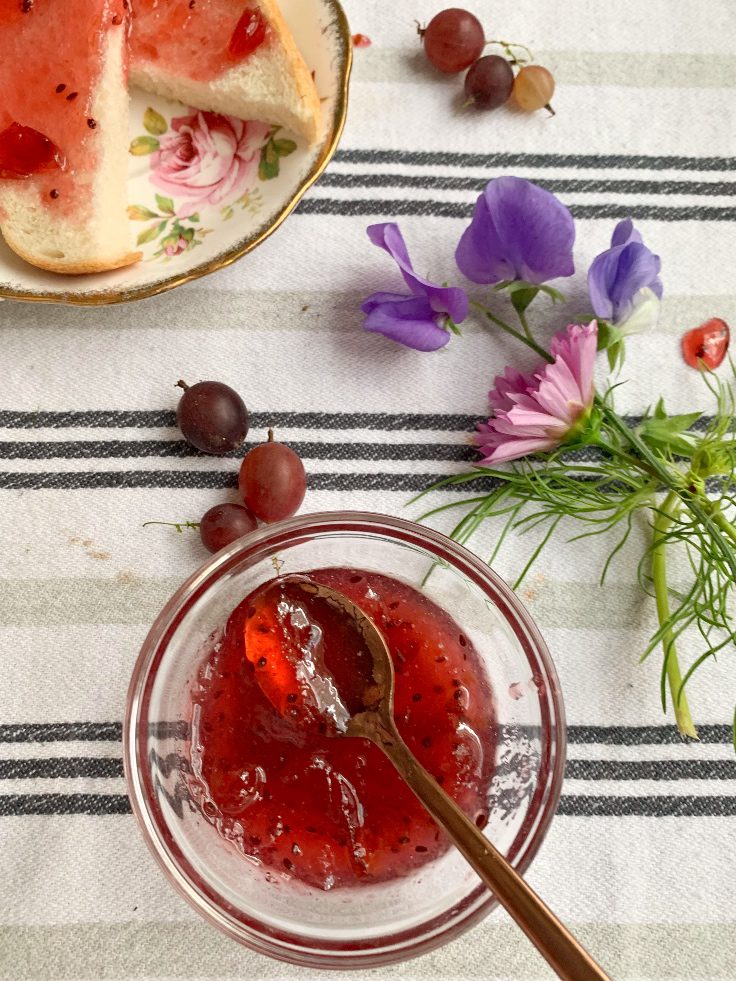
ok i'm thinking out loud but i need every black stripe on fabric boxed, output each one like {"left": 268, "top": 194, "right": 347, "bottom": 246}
{"left": 0, "top": 471, "right": 482, "bottom": 492}
{"left": 565, "top": 759, "right": 736, "bottom": 781}
{"left": 321, "top": 173, "right": 736, "bottom": 197}
{"left": 4, "top": 793, "right": 736, "bottom": 818}
{"left": 3, "top": 757, "right": 732, "bottom": 783}
{"left": 297, "top": 198, "right": 736, "bottom": 222}
{"left": 0, "top": 722, "right": 123, "bottom": 743}
{"left": 0, "top": 411, "right": 712, "bottom": 433}
{"left": 0, "top": 794, "right": 131, "bottom": 816}
{"left": 0, "top": 410, "right": 478, "bottom": 431}
{"left": 557, "top": 795, "right": 736, "bottom": 817}
{"left": 0, "top": 722, "right": 190, "bottom": 743}
{"left": 0, "top": 439, "right": 477, "bottom": 463}
{"left": 0, "top": 757, "right": 123, "bottom": 780}
{"left": 2, "top": 722, "right": 731, "bottom": 746}
{"left": 332, "top": 149, "right": 736, "bottom": 173}
{"left": 1, "top": 469, "right": 728, "bottom": 494}
{"left": 567, "top": 724, "right": 732, "bottom": 745}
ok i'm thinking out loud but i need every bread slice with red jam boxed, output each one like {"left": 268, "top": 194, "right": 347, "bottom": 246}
{"left": 130, "top": 0, "right": 322, "bottom": 146}
{"left": 0, "top": 0, "right": 140, "bottom": 275}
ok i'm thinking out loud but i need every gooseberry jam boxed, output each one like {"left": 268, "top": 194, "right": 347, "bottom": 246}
{"left": 131, "top": 1, "right": 270, "bottom": 83}
{"left": 0, "top": 0, "right": 127, "bottom": 207}
{"left": 188, "top": 568, "right": 496, "bottom": 890}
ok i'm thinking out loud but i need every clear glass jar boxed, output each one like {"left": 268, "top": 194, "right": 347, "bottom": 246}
{"left": 124, "top": 511, "right": 566, "bottom": 968}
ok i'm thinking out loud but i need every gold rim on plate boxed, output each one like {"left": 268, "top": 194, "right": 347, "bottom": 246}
{"left": 0, "top": 0, "right": 352, "bottom": 308}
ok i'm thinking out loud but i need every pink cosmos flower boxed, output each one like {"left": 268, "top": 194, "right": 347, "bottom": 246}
{"left": 151, "top": 111, "right": 271, "bottom": 216}
{"left": 476, "top": 321, "right": 598, "bottom": 464}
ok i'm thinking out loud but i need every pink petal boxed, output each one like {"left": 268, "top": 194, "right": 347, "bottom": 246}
{"left": 478, "top": 436, "right": 559, "bottom": 464}
{"left": 490, "top": 417, "right": 556, "bottom": 439}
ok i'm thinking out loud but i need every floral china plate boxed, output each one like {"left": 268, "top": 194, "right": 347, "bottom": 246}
{"left": 0, "top": 0, "right": 351, "bottom": 306}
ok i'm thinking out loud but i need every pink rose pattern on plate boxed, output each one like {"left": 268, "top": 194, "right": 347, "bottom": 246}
{"left": 128, "top": 107, "right": 298, "bottom": 261}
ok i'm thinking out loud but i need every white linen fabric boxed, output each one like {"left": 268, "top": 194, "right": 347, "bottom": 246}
{"left": 1, "top": 1, "right": 735, "bottom": 977}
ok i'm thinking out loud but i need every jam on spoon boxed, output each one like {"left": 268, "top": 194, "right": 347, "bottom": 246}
{"left": 242, "top": 574, "right": 610, "bottom": 981}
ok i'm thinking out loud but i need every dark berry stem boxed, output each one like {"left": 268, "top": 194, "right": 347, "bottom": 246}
{"left": 176, "top": 379, "right": 190, "bottom": 392}
{"left": 267, "top": 428, "right": 275, "bottom": 442}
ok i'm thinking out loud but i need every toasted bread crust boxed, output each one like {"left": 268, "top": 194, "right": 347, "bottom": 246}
{"left": 2, "top": 232, "right": 142, "bottom": 275}
{"left": 257, "top": 0, "right": 322, "bottom": 144}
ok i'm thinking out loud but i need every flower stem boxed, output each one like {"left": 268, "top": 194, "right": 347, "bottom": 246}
{"left": 516, "top": 307, "right": 534, "bottom": 343}
{"left": 711, "top": 507, "right": 736, "bottom": 548}
{"left": 651, "top": 492, "right": 698, "bottom": 739}
{"left": 472, "top": 302, "right": 552, "bottom": 362}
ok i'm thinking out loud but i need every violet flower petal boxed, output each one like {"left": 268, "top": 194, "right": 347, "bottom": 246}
{"left": 366, "top": 223, "right": 468, "bottom": 323}
{"left": 456, "top": 177, "right": 576, "bottom": 285}
{"left": 588, "top": 241, "right": 662, "bottom": 323}
{"left": 610, "top": 218, "right": 642, "bottom": 248}
{"left": 588, "top": 220, "right": 662, "bottom": 327}
{"left": 362, "top": 293, "right": 452, "bottom": 351}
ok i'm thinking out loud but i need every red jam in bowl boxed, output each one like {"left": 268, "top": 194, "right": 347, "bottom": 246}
{"left": 188, "top": 568, "right": 496, "bottom": 890}
{"left": 0, "top": 0, "right": 127, "bottom": 207}
{"left": 131, "top": 1, "right": 270, "bottom": 82}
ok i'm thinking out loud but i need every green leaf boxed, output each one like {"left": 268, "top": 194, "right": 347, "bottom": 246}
{"left": 127, "top": 204, "right": 158, "bottom": 221}
{"left": 643, "top": 412, "right": 703, "bottom": 438}
{"left": 129, "top": 135, "right": 160, "bottom": 156}
{"left": 607, "top": 338, "right": 623, "bottom": 373}
{"left": 155, "top": 194, "right": 175, "bottom": 216}
{"left": 186, "top": 212, "right": 200, "bottom": 223}
{"left": 639, "top": 412, "right": 703, "bottom": 456}
{"left": 143, "top": 107, "right": 168, "bottom": 136}
{"left": 653, "top": 397, "right": 668, "bottom": 420}
{"left": 136, "top": 220, "right": 169, "bottom": 246}
{"left": 273, "top": 138, "right": 297, "bottom": 157}
{"left": 510, "top": 286, "right": 539, "bottom": 316}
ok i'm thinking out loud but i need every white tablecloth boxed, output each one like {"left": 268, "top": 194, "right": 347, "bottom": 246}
{"left": 2, "top": 1, "right": 736, "bottom": 978}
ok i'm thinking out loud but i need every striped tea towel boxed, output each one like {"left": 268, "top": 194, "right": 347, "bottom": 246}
{"left": 1, "top": 1, "right": 736, "bottom": 978}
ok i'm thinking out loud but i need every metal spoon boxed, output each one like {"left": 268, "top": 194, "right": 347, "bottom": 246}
{"left": 279, "top": 577, "right": 609, "bottom": 981}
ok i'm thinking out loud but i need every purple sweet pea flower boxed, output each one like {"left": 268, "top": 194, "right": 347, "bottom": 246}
{"left": 361, "top": 223, "right": 469, "bottom": 351}
{"left": 587, "top": 219, "right": 663, "bottom": 330}
{"left": 456, "top": 177, "right": 576, "bottom": 285}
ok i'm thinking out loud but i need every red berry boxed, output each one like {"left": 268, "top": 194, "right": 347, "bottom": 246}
{"left": 422, "top": 8, "right": 485, "bottom": 74}
{"left": 682, "top": 318, "right": 730, "bottom": 370}
{"left": 239, "top": 431, "right": 306, "bottom": 523}
{"left": 464, "top": 55, "right": 514, "bottom": 109}
{"left": 200, "top": 504, "right": 258, "bottom": 554}
{"left": 175, "top": 380, "right": 249, "bottom": 456}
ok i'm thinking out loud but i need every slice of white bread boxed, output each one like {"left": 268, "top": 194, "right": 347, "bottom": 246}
{"left": 0, "top": 10, "right": 140, "bottom": 275}
{"left": 130, "top": 0, "right": 322, "bottom": 146}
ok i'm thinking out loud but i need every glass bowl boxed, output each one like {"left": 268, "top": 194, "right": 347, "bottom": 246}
{"left": 124, "top": 511, "right": 566, "bottom": 969}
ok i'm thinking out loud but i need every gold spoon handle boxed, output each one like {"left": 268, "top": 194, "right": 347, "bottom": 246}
{"left": 373, "top": 719, "right": 609, "bottom": 981}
